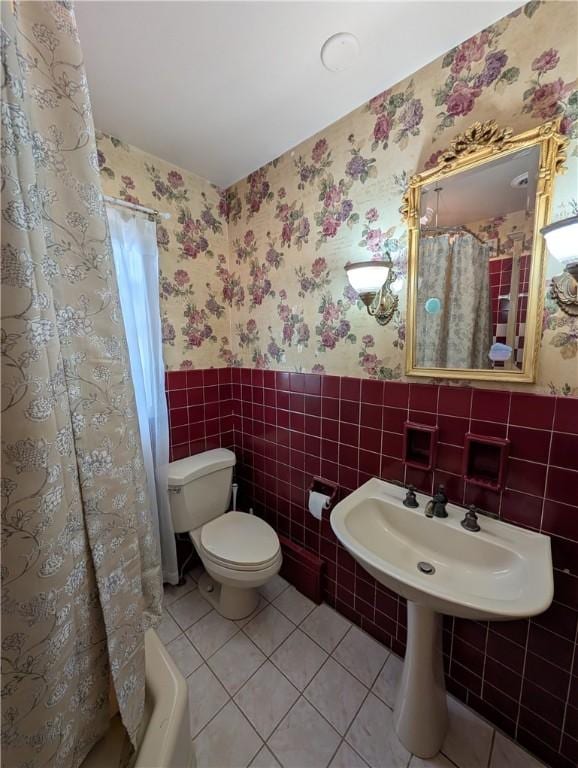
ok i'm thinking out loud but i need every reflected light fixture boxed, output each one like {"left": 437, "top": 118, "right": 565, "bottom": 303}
{"left": 541, "top": 215, "right": 578, "bottom": 316}
{"left": 344, "top": 256, "right": 398, "bottom": 326}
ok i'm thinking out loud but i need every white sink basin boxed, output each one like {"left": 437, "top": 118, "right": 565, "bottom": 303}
{"left": 330, "top": 477, "right": 553, "bottom": 620}
{"left": 330, "top": 477, "right": 553, "bottom": 759}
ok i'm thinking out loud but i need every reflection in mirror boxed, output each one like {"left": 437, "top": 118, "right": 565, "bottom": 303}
{"left": 415, "top": 145, "right": 540, "bottom": 371}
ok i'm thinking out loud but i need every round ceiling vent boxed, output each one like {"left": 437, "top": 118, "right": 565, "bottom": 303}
{"left": 321, "top": 32, "right": 360, "bottom": 72}
{"left": 511, "top": 172, "right": 529, "bottom": 188}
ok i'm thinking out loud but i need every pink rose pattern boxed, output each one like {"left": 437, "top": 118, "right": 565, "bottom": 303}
{"left": 156, "top": 224, "right": 170, "bottom": 252}
{"left": 182, "top": 303, "right": 216, "bottom": 350}
{"left": 118, "top": 174, "right": 139, "bottom": 206}
{"left": 160, "top": 268, "right": 194, "bottom": 301}
{"left": 176, "top": 194, "right": 223, "bottom": 263}
{"left": 294, "top": 138, "right": 332, "bottom": 190}
{"left": 522, "top": 48, "right": 577, "bottom": 136}
{"left": 366, "top": 80, "right": 424, "bottom": 150}
{"left": 218, "top": 337, "right": 243, "bottom": 368}
{"left": 359, "top": 210, "right": 400, "bottom": 259}
{"left": 204, "top": 287, "right": 226, "bottom": 320}
{"left": 295, "top": 257, "right": 331, "bottom": 298}
{"left": 358, "top": 335, "right": 402, "bottom": 380}
{"left": 433, "top": 17, "right": 523, "bottom": 134}
{"left": 218, "top": 187, "right": 242, "bottom": 224}
{"left": 245, "top": 166, "right": 274, "bottom": 218}
{"left": 236, "top": 318, "right": 261, "bottom": 357}
{"left": 277, "top": 294, "right": 310, "bottom": 348}
{"left": 147, "top": 163, "right": 190, "bottom": 204}
{"left": 246, "top": 233, "right": 284, "bottom": 309}
{"left": 315, "top": 291, "right": 356, "bottom": 354}
{"left": 233, "top": 229, "right": 258, "bottom": 264}
{"left": 97, "top": 2, "right": 577, "bottom": 388}
{"left": 215, "top": 254, "right": 245, "bottom": 309}
{"left": 275, "top": 192, "right": 310, "bottom": 250}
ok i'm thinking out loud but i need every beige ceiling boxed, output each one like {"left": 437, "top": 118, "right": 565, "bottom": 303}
{"left": 76, "top": 1, "right": 523, "bottom": 188}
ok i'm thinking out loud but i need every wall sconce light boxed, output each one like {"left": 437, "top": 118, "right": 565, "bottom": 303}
{"left": 344, "top": 256, "right": 399, "bottom": 326}
{"left": 541, "top": 215, "right": 578, "bottom": 316}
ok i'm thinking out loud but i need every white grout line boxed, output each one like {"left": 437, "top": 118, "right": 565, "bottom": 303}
{"left": 514, "top": 618, "right": 531, "bottom": 743}
{"left": 557, "top": 617, "right": 578, "bottom": 754}
{"left": 164, "top": 578, "right": 562, "bottom": 768}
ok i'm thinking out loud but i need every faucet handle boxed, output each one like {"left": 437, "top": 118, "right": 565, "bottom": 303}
{"left": 403, "top": 484, "right": 419, "bottom": 508}
{"left": 461, "top": 505, "right": 481, "bottom": 532}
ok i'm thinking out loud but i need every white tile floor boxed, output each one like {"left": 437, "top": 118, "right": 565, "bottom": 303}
{"left": 163, "top": 570, "right": 546, "bottom": 768}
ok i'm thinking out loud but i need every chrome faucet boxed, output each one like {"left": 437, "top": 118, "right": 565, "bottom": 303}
{"left": 425, "top": 485, "right": 448, "bottom": 518}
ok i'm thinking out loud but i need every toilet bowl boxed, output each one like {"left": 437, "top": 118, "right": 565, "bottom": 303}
{"left": 168, "top": 449, "right": 282, "bottom": 620}
{"left": 191, "top": 511, "right": 282, "bottom": 619}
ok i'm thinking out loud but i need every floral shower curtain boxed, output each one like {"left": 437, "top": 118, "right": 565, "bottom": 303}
{"left": 1, "top": 3, "right": 162, "bottom": 767}
{"left": 416, "top": 232, "right": 492, "bottom": 369}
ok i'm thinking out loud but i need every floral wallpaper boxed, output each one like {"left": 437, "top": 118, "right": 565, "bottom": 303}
{"left": 97, "top": 1, "right": 577, "bottom": 395}
{"left": 226, "top": 0, "right": 577, "bottom": 395}
{"left": 467, "top": 209, "right": 534, "bottom": 259}
{"left": 96, "top": 134, "right": 233, "bottom": 371}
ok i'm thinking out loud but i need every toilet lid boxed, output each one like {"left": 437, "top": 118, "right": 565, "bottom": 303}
{"left": 200, "top": 512, "right": 280, "bottom": 567}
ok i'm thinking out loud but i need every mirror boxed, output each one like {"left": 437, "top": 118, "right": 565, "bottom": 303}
{"left": 404, "top": 120, "right": 567, "bottom": 383}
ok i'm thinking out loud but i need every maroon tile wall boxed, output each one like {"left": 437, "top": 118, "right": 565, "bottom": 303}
{"left": 489, "top": 255, "right": 529, "bottom": 368}
{"left": 165, "top": 368, "right": 234, "bottom": 460}
{"left": 166, "top": 367, "right": 578, "bottom": 768}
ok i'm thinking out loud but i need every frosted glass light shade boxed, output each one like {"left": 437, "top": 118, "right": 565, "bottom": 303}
{"left": 345, "top": 260, "right": 390, "bottom": 294}
{"left": 541, "top": 215, "right": 578, "bottom": 266}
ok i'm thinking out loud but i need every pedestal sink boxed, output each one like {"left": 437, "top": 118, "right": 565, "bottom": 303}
{"left": 330, "top": 478, "right": 553, "bottom": 758}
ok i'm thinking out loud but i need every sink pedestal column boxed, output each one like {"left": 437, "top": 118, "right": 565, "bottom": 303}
{"left": 393, "top": 602, "right": 448, "bottom": 758}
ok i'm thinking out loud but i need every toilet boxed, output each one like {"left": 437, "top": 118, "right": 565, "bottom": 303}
{"left": 168, "top": 448, "right": 282, "bottom": 620}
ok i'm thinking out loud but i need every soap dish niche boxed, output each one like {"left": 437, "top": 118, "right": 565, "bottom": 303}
{"left": 463, "top": 433, "right": 510, "bottom": 491}
{"left": 403, "top": 422, "right": 438, "bottom": 471}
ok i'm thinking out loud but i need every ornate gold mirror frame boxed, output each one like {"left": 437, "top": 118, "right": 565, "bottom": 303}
{"left": 403, "top": 119, "right": 567, "bottom": 383}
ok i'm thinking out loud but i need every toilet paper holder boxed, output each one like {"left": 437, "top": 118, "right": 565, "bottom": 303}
{"left": 308, "top": 476, "right": 338, "bottom": 511}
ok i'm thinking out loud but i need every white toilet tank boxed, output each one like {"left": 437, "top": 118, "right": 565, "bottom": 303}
{"left": 168, "top": 448, "right": 236, "bottom": 533}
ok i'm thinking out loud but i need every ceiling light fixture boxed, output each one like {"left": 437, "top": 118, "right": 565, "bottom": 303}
{"left": 321, "top": 32, "right": 360, "bottom": 72}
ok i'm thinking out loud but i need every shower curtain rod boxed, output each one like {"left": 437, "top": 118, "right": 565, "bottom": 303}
{"left": 421, "top": 224, "right": 483, "bottom": 245}
{"left": 104, "top": 194, "right": 171, "bottom": 220}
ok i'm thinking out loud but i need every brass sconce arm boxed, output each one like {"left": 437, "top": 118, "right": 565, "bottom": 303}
{"left": 359, "top": 272, "right": 399, "bottom": 326}
{"left": 344, "top": 256, "right": 399, "bottom": 326}
{"left": 541, "top": 215, "right": 578, "bottom": 317}
{"left": 551, "top": 270, "right": 578, "bottom": 316}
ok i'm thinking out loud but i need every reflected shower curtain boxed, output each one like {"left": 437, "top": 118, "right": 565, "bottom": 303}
{"left": 1, "top": 3, "right": 162, "bottom": 767}
{"left": 107, "top": 206, "right": 178, "bottom": 585}
{"left": 416, "top": 233, "right": 492, "bottom": 369}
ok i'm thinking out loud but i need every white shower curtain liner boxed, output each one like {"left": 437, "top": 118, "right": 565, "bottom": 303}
{"left": 107, "top": 206, "right": 179, "bottom": 585}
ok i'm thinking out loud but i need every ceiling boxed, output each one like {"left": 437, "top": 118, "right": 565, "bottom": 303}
{"left": 76, "top": 1, "right": 523, "bottom": 188}
{"left": 422, "top": 146, "right": 540, "bottom": 225}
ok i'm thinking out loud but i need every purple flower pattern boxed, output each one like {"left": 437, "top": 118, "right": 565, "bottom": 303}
{"left": 366, "top": 80, "right": 424, "bottom": 151}
{"left": 147, "top": 164, "right": 190, "bottom": 204}
{"left": 433, "top": 23, "right": 519, "bottom": 133}
{"left": 295, "top": 257, "right": 331, "bottom": 298}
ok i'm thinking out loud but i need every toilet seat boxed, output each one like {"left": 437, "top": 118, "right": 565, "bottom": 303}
{"left": 199, "top": 511, "right": 280, "bottom": 571}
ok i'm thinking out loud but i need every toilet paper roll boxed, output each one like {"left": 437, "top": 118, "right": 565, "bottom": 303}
{"left": 309, "top": 491, "right": 330, "bottom": 521}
